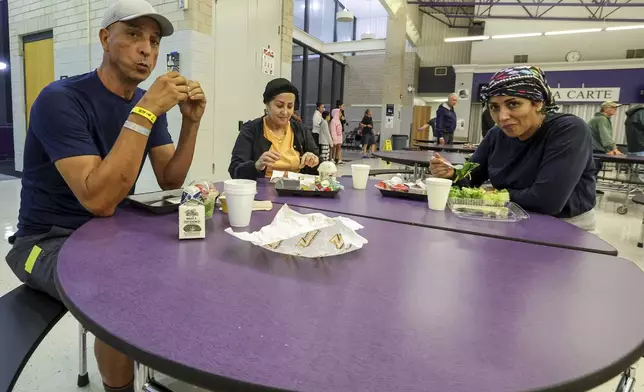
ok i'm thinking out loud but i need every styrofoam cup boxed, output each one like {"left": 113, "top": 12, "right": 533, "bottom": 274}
{"left": 426, "top": 178, "right": 453, "bottom": 211}
{"left": 224, "top": 180, "right": 257, "bottom": 227}
{"left": 351, "top": 164, "right": 371, "bottom": 190}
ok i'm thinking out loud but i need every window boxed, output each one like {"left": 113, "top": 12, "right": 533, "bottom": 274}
{"left": 291, "top": 40, "right": 344, "bottom": 126}
{"left": 332, "top": 62, "right": 344, "bottom": 108}
{"left": 308, "top": 0, "right": 335, "bottom": 43}
{"left": 294, "top": 0, "right": 305, "bottom": 30}
{"left": 291, "top": 43, "right": 305, "bottom": 112}
{"left": 335, "top": 2, "right": 354, "bottom": 43}
{"left": 305, "top": 51, "right": 320, "bottom": 123}
{"left": 320, "top": 57, "right": 333, "bottom": 110}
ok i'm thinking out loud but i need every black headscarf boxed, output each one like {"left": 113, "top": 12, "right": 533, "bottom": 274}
{"left": 263, "top": 78, "right": 299, "bottom": 104}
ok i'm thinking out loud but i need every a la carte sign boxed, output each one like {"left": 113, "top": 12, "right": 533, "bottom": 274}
{"left": 551, "top": 87, "right": 620, "bottom": 103}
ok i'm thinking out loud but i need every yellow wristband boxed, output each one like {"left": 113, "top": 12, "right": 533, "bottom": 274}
{"left": 131, "top": 106, "right": 157, "bottom": 124}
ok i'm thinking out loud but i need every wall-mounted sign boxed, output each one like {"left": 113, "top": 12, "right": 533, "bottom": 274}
{"left": 551, "top": 87, "right": 620, "bottom": 103}
{"left": 262, "top": 47, "right": 275, "bottom": 76}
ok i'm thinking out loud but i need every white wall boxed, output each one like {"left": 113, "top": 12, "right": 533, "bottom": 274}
{"left": 472, "top": 19, "right": 644, "bottom": 64}
{"left": 416, "top": 14, "right": 471, "bottom": 66}
{"left": 212, "top": 0, "right": 285, "bottom": 181}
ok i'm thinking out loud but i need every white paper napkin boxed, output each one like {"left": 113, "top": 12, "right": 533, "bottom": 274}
{"left": 225, "top": 205, "right": 368, "bottom": 258}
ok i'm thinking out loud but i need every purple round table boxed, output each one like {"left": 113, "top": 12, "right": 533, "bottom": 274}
{"left": 255, "top": 178, "right": 617, "bottom": 256}
{"left": 56, "top": 207, "right": 644, "bottom": 391}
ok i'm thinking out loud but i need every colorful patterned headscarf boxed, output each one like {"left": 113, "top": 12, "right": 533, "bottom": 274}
{"left": 480, "top": 66, "right": 557, "bottom": 113}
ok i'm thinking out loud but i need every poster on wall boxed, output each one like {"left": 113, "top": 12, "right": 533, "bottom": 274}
{"left": 458, "top": 89, "right": 469, "bottom": 100}
{"left": 262, "top": 47, "right": 275, "bottom": 76}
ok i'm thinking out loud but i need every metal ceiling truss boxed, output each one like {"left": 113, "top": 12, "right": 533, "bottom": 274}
{"left": 411, "top": 0, "right": 644, "bottom": 26}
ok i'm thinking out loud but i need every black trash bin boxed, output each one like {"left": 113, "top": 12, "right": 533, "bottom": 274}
{"left": 391, "top": 134, "right": 408, "bottom": 150}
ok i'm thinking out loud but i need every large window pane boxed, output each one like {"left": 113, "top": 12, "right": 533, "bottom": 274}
{"left": 305, "top": 51, "right": 320, "bottom": 124}
{"left": 291, "top": 44, "right": 304, "bottom": 114}
{"left": 355, "top": 16, "right": 388, "bottom": 39}
{"left": 336, "top": 18, "right": 354, "bottom": 42}
{"left": 332, "top": 63, "right": 343, "bottom": 108}
{"left": 294, "top": 0, "right": 305, "bottom": 30}
{"left": 320, "top": 57, "right": 333, "bottom": 111}
{"left": 308, "top": 0, "right": 335, "bottom": 43}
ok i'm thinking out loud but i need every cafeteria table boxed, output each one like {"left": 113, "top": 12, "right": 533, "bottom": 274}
{"left": 593, "top": 153, "right": 644, "bottom": 214}
{"left": 415, "top": 138, "right": 467, "bottom": 144}
{"left": 256, "top": 178, "right": 617, "bottom": 256}
{"left": 414, "top": 142, "right": 477, "bottom": 153}
{"left": 373, "top": 151, "right": 466, "bottom": 180}
{"left": 56, "top": 207, "right": 644, "bottom": 392}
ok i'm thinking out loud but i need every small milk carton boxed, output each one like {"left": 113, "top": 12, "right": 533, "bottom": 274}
{"left": 179, "top": 186, "right": 206, "bottom": 240}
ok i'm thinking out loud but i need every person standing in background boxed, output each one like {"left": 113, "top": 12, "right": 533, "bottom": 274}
{"left": 481, "top": 107, "right": 495, "bottom": 138}
{"left": 588, "top": 101, "right": 623, "bottom": 155}
{"left": 336, "top": 100, "right": 347, "bottom": 132}
{"left": 311, "top": 102, "right": 325, "bottom": 147}
{"left": 330, "top": 108, "right": 344, "bottom": 164}
{"left": 625, "top": 105, "right": 644, "bottom": 156}
{"left": 436, "top": 93, "right": 458, "bottom": 144}
{"left": 360, "top": 109, "right": 376, "bottom": 158}
{"left": 318, "top": 110, "right": 333, "bottom": 162}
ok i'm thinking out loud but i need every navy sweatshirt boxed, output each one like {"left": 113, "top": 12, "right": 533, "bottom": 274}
{"left": 461, "top": 113, "right": 596, "bottom": 218}
{"left": 435, "top": 103, "right": 457, "bottom": 137}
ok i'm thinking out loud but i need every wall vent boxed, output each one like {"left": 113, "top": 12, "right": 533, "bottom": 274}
{"left": 626, "top": 49, "right": 644, "bottom": 59}
{"left": 513, "top": 54, "right": 529, "bottom": 63}
{"left": 434, "top": 67, "right": 448, "bottom": 76}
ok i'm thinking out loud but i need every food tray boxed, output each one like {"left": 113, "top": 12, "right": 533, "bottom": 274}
{"left": 126, "top": 189, "right": 183, "bottom": 214}
{"left": 376, "top": 187, "right": 427, "bottom": 202}
{"left": 447, "top": 198, "right": 529, "bottom": 222}
{"left": 275, "top": 187, "right": 340, "bottom": 198}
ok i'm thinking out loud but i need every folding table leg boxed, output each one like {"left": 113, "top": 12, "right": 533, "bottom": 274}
{"left": 638, "top": 212, "right": 644, "bottom": 248}
{"left": 77, "top": 324, "right": 89, "bottom": 387}
{"left": 135, "top": 363, "right": 174, "bottom": 392}
{"left": 615, "top": 366, "right": 636, "bottom": 392}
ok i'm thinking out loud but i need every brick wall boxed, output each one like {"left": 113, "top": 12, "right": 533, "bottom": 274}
{"left": 343, "top": 52, "right": 417, "bottom": 106}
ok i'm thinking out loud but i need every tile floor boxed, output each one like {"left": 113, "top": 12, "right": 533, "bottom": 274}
{"left": 1, "top": 156, "right": 644, "bottom": 392}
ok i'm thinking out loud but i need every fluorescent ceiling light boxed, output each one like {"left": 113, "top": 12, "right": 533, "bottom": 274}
{"left": 492, "top": 32, "right": 543, "bottom": 39}
{"left": 544, "top": 28, "right": 602, "bottom": 36}
{"left": 0, "top": 62, "right": 6, "bottom": 70}
{"left": 444, "top": 35, "right": 489, "bottom": 42}
{"left": 605, "top": 25, "right": 644, "bottom": 31}
{"left": 431, "top": 98, "right": 448, "bottom": 102}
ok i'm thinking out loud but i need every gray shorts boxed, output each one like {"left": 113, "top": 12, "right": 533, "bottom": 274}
{"left": 362, "top": 132, "right": 375, "bottom": 147}
{"left": 5, "top": 226, "right": 74, "bottom": 301}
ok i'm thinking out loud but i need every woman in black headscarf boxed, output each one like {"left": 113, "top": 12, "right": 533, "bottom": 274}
{"left": 229, "top": 78, "right": 319, "bottom": 179}
{"left": 430, "top": 66, "right": 597, "bottom": 230}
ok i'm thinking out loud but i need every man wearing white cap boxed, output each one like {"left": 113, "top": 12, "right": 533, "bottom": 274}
{"left": 4, "top": 0, "right": 206, "bottom": 391}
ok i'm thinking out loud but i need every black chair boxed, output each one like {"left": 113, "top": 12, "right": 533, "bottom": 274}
{"left": 0, "top": 285, "right": 66, "bottom": 392}
{"left": 633, "top": 194, "right": 644, "bottom": 248}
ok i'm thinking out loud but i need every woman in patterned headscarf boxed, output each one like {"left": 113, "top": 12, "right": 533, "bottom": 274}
{"left": 430, "top": 66, "right": 598, "bottom": 230}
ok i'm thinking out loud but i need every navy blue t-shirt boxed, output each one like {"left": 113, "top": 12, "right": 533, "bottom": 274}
{"left": 17, "top": 71, "right": 173, "bottom": 237}
{"left": 462, "top": 113, "right": 596, "bottom": 218}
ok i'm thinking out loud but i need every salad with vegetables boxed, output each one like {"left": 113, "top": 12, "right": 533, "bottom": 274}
{"left": 449, "top": 186, "right": 510, "bottom": 203}
{"left": 453, "top": 161, "right": 480, "bottom": 182}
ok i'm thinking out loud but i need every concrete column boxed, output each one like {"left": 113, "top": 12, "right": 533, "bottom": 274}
{"left": 281, "top": 0, "right": 294, "bottom": 79}
{"left": 453, "top": 65, "right": 475, "bottom": 141}
{"left": 379, "top": 4, "right": 407, "bottom": 150}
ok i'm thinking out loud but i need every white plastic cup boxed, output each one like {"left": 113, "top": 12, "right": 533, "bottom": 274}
{"left": 351, "top": 164, "right": 371, "bottom": 190}
{"left": 426, "top": 178, "right": 453, "bottom": 211}
{"left": 224, "top": 179, "right": 257, "bottom": 227}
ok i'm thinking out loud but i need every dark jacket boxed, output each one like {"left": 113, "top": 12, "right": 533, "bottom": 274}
{"left": 481, "top": 108, "right": 495, "bottom": 138}
{"left": 625, "top": 105, "right": 644, "bottom": 153}
{"left": 461, "top": 113, "right": 596, "bottom": 218}
{"left": 229, "top": 116, "right": 320, "bottom": 180}
{"left": 435, "top": 103, "right": 457, "bottom": 138}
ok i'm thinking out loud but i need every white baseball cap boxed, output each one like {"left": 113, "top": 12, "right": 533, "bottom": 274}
{"left": 101, "top": 0, "right": 174, "bottom": 37}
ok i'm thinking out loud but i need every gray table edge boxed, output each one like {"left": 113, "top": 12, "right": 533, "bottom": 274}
{"left": 55, "top": 210, "right": 632, "bottom": 392}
